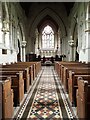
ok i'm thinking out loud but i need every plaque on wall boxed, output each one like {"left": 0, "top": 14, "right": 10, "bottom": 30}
{"left": 2, "top": 49, "right": 7, "bottom": 54}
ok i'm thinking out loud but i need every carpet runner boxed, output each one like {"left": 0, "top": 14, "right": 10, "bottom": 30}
{"left": 15, "top": 66, "right": 77, "bottom": 120}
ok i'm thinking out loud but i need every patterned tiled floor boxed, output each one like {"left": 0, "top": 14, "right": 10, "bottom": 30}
{"left": 27, "top": 67, "right": 62, "bottom": 119}
{"left": 15, "top": 66, "right": 78, "bottom": 120}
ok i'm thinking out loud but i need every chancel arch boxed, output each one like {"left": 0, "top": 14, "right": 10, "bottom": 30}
{"left": 34, "top": 15, "right": 62, "bottom": 58}
{"left": 27, "top": 6, "right": 67, "bottom": 57}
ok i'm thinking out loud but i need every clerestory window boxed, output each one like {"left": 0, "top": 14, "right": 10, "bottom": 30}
{"left": 42, "top": 25, "right": 54, "bottom": 49}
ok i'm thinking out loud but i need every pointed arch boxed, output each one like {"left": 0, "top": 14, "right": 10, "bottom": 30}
{"left": 42, "top": 25, "right": 54, "bottom": 49}
{"left": 29, "top": 7, "right": 67, "bottom": 38}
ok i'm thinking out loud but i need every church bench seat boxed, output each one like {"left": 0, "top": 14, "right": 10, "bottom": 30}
{"left": 4, "top": 61, "right": 41, "bottom": 81}
{"left": 1, "top": 66, "right": 30, "bottom": 93}
{"left": 16, "top": 61, "right": 41, "bottom": 77}
{"left": 54, "top": 61, "right": 85, "bottom": 79}
{"left": 14, "top": 62, "right": 36, "bottom": 81}
{"left": 77, "top": 79, "right": 90, "bottom": 119}
{"left": 1, "top": 61, "right": 41, "bottom": 92}
{"left": 0, "top": 62, "right": 41, "bottom": 119}
{"left": 12, "top": 61, "right": 41, "bottom": 82}
{"left": 63, "top": 67, "right": 90, "bottom": 93}
{"left": 68, "top": 70, "right": 90, "bottom": 106}
{"left": 0, "top": 71, "right": 24, "bottom": 107}
{"left": 61, "top": 63, "right": 89, "bottom": 83}
{"left": 55, "top": 62, "right": 61, "bottom": 77}
{"left": 54, "top": 62, "right": 90, "bottom": 93}
{"left": 0, "top": 77, "right": 14, "bottom": 119}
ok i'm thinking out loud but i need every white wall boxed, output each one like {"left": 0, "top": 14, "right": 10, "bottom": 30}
{"left": 0, "top": 48, "right": 17, "bottom": 64}
{"left": 78, "top": 2, "right": 90, "bottom": 63}
{"left": 0, "top": 3, "right": 27, "bottom": 64}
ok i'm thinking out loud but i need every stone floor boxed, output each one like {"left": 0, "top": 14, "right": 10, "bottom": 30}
{"left": 14, "top": 66, "right": 78, "bottom": 120}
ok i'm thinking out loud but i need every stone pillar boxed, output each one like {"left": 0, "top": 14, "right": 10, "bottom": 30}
{"left": 54, "top": 32, "right": 58, "bottom": 50}
{"left": 20, "top": 44, "right": 22, "bottom": 61}
{"left": 9, "top": 14, "right": 13, "bottom": 50}
{"left": 39, "top": 33, "right": 42, "bottom": 51}
{"left": 2, "top": 20, "right": 9, "bottom": 46}
{"left": 2, "top": 30, "right": 6, "bottom": 45}
{"left": 21, "top": 40, "right": 27, "bottom": 62}
{"left": 68, "top": 36, "right": 74, "bottom": 61}
{"left": 0, "top": 2, "right": 3, "bottom": 44}
{"left": 57, "top": 28, "right": 61, "bottom": 55}
{"left": 35, "top": 28, "right": 39, "bottom": 56}
{"left": 85, "top": 2, "right": 90, "bottom": 62}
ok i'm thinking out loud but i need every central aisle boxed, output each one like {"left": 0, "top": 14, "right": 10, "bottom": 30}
{"left": 28, "top": 66, "right": 62, "bottom": 119}
{"left": 16, "top": 66, "right": 77, "bottom": 120}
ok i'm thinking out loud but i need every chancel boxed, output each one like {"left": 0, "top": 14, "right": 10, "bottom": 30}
{"left": 0, "top": 1, "right": 90, "bottom": 119}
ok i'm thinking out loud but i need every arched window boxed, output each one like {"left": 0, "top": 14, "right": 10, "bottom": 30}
{"left": 42, "top": 25, "right": 54, "bottom": 49}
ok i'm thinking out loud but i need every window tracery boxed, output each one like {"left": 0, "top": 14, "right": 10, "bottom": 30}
{"left": 42, "top": 25, "right": 54, "bottom": 49}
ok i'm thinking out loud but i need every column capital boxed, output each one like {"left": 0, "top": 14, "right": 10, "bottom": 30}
{"left": 2, "top": 20, "right": 9, "bottom": 33}
{"left": 21, "top": 40, "right": 27, "bottom": 47}
{"left": 68, "top": 36, "right": 74, "bottom": 47}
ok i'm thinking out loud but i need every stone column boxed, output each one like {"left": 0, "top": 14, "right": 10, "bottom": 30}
{"left": 2, "top": 21, "right": 6, "bottom": 45}
{"left": 54, "top": 32, "right": 58, "bottom": 50}
{"left": 68, "top": 36, "right": 74, "bottom": 61}
{"left": 2, "top": 20, "right": 10, "bottom": 47}
{"left": 20, "top": 44, "right": 22, "bottom": 61}
{"left": 21, "top": 40, "right": 27, "bottom": 62}
{"left": 0, "top": 2, "right": 3, "bottom": 44}
{"left": 35, "top": 28, "right": 39, "bottom": 56}
{"left": 39, "top": 33, "right": 42, "bottom": 51}
{"left": 85, "top": 2, "right": 90, "bottom": 62}
{"left": 57, "top": 28, "right": 61, "bottom": 55}
{"left": 9, "top": 13, "right": 14, "bottom": 50}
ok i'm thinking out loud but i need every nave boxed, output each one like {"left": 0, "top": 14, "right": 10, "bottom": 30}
{"left": 15, "top": 66, "right": 77, "bottom": 120}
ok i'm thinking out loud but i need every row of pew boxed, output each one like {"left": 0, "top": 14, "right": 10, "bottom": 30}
{"left": 0, "top": 61, "right": 41, "bottom": 119}
{"left": 55, "top": 61, "right": 90, "bottom": 119}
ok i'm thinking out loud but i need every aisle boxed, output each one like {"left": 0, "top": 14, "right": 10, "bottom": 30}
{"left": 16, "top": 66, "right": 77, "bottom": 120}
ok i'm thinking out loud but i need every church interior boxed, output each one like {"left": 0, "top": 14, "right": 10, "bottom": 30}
{"left": 0, "top": 1, "right": 90, "bottom": 119}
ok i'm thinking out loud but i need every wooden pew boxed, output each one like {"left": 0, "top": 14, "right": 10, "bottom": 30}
{"left": 0, "top": 70, "right": 24, "bottom": 106}
{"left": 2, "top": 61, "right": 41, "bottom": 92}
{"left": 68, "top": 70, "right": 90, "bottom": 106}
{"left": 0, "top": 77, "right": 13, "bottom": 119}
{"left": 61, "top": 63, "right": 89, "bottom": 83}
{"left": 14, "top": 62, "right": 36, "bottom": 81}
{"left": 1, "top": 66, "right": 30, "bottom": 93}
{"left": 77, "top": 79, "right": 90, "bottom": 119}
{"left": 54, "top": 62, "right": 61, "bottom": 78}
{"left": 54, "top": 61, "right": 89, "bottom": 91}
{"left": 16, "top": 61, "right": 41, "bottom": 77}
{"left": 63, "top": 67, "right": 90, "bottom": 92}
{"left": 54, "top": 61, "right": 85, "bottom": 80}
{"left": 10, "top": 61, "right": 41, "bottom": 82}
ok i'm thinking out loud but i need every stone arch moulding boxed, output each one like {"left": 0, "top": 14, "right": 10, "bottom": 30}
{"left": 71, "top": 19, "right": 77, "bottom": 39}
{"left": 29, "top": 7, "right": 67, "bottom": 38}
{"left": 19, "top": 22, "right": 25, "bottom": 42}
{"left": 37, "top": 15, "right": 58, "bottom": 33}
{"left": 17, "top": 24, "right": 23, "bottom": 43}
{"left": 3, "top": 2, "right": 9, "bottom": 21}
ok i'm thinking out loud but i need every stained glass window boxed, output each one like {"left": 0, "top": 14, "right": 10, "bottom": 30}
{"left": 42, "top": 25, "right": 54, "bottom": 49}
